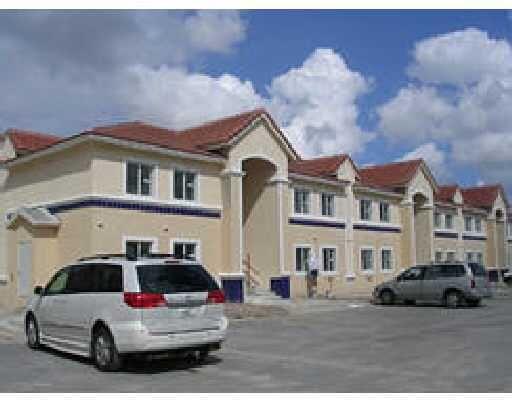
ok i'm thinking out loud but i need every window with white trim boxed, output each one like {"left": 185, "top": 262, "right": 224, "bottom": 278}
{"left": 173, "top": 241, "right": 198, "bottom": 261}
{"left": 379, "top": 202, "right": 390, "bottom": 223}
{"left": 295, "top": 247, "right": 311, "bottom": 273}
{"left": 322, "top": 248, "right": 336, "bottom": 273}
{"left": 434, "top": 212, "right": 441, "bottom": 228}
{"left": 174, "top": 169, "right": 197, "bottom": 201}
{"left": 465, "top": 252, "right": 474, "bottom": 263}
{"left": 294, "top": 189, "right": 310, "bottom": 215}
{"left": 445, "top": 214, "right": 454, "bottom": 229}
{"left": 474, "top": 217, "right": 482, "bottom": 233}
{"left": 476, "top": 252, "right": 483, "bottom": 266}
{"left": 126, "top": 161, "right": 154, "bottom": 196}
{"left": 381, "top": 248, "right": 393, "bottom": 271}
{"left": 360, "top": 199, "right": 372, "bottom": 221}
{"left": 360, "top": 248, "right": 374, "bottom": 272}
{"left": 446, "top": 251, "right": 456, "bottom": 263}
{"left": 321, "top": 193, "right": 335, "bottom": 217}
{"left": 464, "top": 215, "right": 473, "bottom": 232}
{"left": 125, "top": 240, "right": 154, "bottom": 259}
{"left": 435, "top": 251, "right": 443, "bottom": 263}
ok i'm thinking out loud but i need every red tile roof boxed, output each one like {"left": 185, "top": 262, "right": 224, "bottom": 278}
{"left": 6, "top": 129, "right": 61, "bottom": 153}
{"left": 289, "top": 154, "right": 349, "bottom": 180}
{"left": 461, "top": 185, "right": 505, "bottom": 209}
{"left": 359, "top": 159, "right": 423, "bottom": 190}
{"left": 435, "top": 185, "right": 458, "bottom": 203}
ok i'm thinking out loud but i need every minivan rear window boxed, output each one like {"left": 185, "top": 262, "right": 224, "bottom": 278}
{"left": 137, "top": 264, "right": 219, "bottom": 294}
{"left": 468, "top": 263, "right": 486, "bottom": 277}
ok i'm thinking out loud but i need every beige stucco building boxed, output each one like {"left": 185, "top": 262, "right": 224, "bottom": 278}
{"left": 0, "top": 109, "right": 509, "bottom": 309}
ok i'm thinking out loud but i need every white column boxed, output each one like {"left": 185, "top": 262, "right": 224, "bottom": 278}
{"left": 344, "top": 183, "right": 355, "bottom": 278}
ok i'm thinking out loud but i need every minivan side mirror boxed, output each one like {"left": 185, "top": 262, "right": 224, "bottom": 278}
{"left": 34, "top": 286, "right": 43, "bottom": 296}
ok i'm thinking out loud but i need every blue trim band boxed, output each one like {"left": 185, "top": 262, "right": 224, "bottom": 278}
{"left": 48, "top": 198, "right": 221, "bottom": 219}
{"left": 462, "top": 235, "right": 487, "bottom": 241}
{"left": 435, "top": 232, "right": 459, "bottom": 239}
{"left": 353, "top": 224, "right": 401, "bottom": 233}
{"left": 289, "top": 217, "right": 345, "bottom": 229}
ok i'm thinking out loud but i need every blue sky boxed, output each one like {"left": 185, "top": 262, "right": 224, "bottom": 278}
{"left": 0, "top": 10, "right": 511, "bottom": 197}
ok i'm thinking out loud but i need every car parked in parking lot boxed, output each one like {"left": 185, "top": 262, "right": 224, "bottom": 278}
{"left": 373, "top": 263, "right": 489, "bottom": 308}
{"left": 24, "top": 254, "right": 228, "bottom": 371}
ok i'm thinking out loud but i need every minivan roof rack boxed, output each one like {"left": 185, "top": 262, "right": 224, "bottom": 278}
{"left": 78, "top": 253, "right": 195, "bottom": 262}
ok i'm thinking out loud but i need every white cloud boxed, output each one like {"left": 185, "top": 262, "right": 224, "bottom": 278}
{"left": 397, "top": 142, "right": 449, "bottom": 181}
{"left": 407, "top": 28, "right": 512, "bottom": 86}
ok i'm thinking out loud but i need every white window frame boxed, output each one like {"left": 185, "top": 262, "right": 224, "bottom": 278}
{"left": 434, "top": 211, "right": 441, "bottom": 228}
{"left": 123, "top": 159, "right": 158, "bottom": 199}
{"left": 380, "top": 246, "right": 394, "bottom": 273}
{"left": 359, "top": 246, "right": 374, "bottom": 274}
{"left": 171, "top": 167, "right": 199, "bottom": 203}
{"left": 465, "top": 251, "right": 474, "bottom": 263}
{"left": 464, "top": 215, "right": 473, "bottom": 232}
{"left": 379, "top": 202, "right": 390, "bottom": 223}
{"left": 293, "top": 188, "right": 311, "bottom": 215}
{"left": 122, "top": 235, "right": 159, "bottom": 257}
{"left": 446, "top": 250, "right": 456, "bottom": 263}
{"left": 444, "top": 213, "right": 454, "bottom": 230}
{"left": 435, "top": 250, "right": 443, "bottom": 263}
{"left": 170, "top": 238, "right": 201, "bottom": 261}
{"left": 474, "top": 217, "right": 482, "bottom": 233}
{"left": 476, "top": 252, "right": 484, "bottom": 265}
{"left": 359, "top": 199, "right": 372, "bottom": 221}
{"left": 320, "top": 245, "right": 338, "bottom": 275}
{"left": 320, "top": 192, "right": 336, "bottom": 218}
{"left": 294, "top": 244, "right": 312, "bottom": 275}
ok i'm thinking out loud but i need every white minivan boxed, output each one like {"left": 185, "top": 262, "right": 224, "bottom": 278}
{"left": 25, "top": 254, "right": 228, "bottom": 371}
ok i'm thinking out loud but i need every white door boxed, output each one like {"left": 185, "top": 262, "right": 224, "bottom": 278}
{"left": 17, "top": 241, "right": 32, "bottom": 297}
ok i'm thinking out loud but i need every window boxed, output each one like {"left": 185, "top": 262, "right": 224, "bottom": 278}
{"left": 381, "top": 249, "right": 393, "bottom": 271}
{"left": 476, "top": 252, "right": 484, "bottom": 266}
{"left": 379, "top": 202, "right": 390, "bottom": 223}
{"left": 295, "top": 247, "right": 311, "bottom": 273}
{"left": 474, "top": 217, "right": 482, "bottom": 233}
{"left": 294, "top": 189, "right": 310, "bottom": 214}
{"left": 360, "top": 248, "right": 374, "bottom": 272}
{"left": 125, "top": 240, "right": 154, "bottom": 259}
{"left": 464, "top": 216, "right": 473, "bottom": 232}
{"left": 445, "top": 214, "right": 453, "bottom": 229}
{"left": 446, "top": 251, "right": 456, "bottom": 263}
{"left": 399, "top": 266, "right": 424, "bottom": 281}
{"left": 321, "top": 193, "right": 335, "bottom": 217}
{"left": 435, "top": 251, "right": 443, "bottom": 263}
{"left": 44, "top": 268, "right": 71, "bottom": 296}
{"left": 126, "top": 161, "right": 154, "bottom": 196}
{"left": 173, "top": 241, "right": 199, "bottom": 261}
{"left": 508, "top": 222, "right": 512, "bottom": 236}
{"left": 66, "top": 264, "right": 123, "bottom": 293}
{"left": 425, "top": 265, "right": 465, "bottom": 280}
{"left": 434, "top": 212, "right": 441, "bottom": 228}
{"left": 322, "top": 248, "right": 336, "bottom": 273}
{"left": 67, "top": 265, "right": 95, "bottom": 293}
{"left": 174, "top": 170, "right": 197, "bottom": 201}
{"left": 360, "top": 199, "right": 372, "bottom": 221}
{"left": 465, "top": 252, "right": 474, "bottom": 263}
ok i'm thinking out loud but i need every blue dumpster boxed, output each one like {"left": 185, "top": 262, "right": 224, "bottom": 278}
{"left": 221, "top": 277, "right": 244, "bottom": 303}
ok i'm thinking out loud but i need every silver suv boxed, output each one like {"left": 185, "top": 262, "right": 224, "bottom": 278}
{"left": 24, "top": 254, "right": 228, "bottom": 371}
{"left": 373, "top": 263, "right": 489, "bottom": 308}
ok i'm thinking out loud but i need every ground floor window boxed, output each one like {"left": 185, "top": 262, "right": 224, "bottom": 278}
{"left": 125, "top": 239, "right": 155, "bottom": 259}
{"left": 435, "top": 251, "right": 443, "bottom": 263}
{"left": 446, "top": 251, "right": 456, "bottom": 263}
{"left": 173, "top": 240, "right": 199, "bottom": 261}
{"left": 465, "top": 252, "right": 475, "bottom": 263}
{"left": 381, "top": 248, "right": 393, "bottom": 271}
{"left": 295, "top": 246, "right": 311, "bottom": 273}
{"left": 360, "top": 248, "right": 374, "bottom": 272}
{"left": 322, "top": 247, "right": 337, "bottom": 273}
{"left": 476, "top": 252, "right": 484, "bottom": 265}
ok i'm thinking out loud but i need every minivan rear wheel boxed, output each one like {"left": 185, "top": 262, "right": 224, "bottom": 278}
{"left": 445, "top": 290, "right": 461, "bottom": 308}
{"left": 92, "top": 327, "right": 122, "bottom": 372}
{"left": 380, "top": 290, "right": 395, "bottom": 306}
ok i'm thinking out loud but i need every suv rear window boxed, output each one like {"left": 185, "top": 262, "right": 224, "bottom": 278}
{"left": 468, "top": 263, "right": 486, "bottom": 277}
{"left": 137, "top": 264, "right": 219, "bottom": 294}
{"left": 428, "top": 264, "right": 466, "bottom": 279}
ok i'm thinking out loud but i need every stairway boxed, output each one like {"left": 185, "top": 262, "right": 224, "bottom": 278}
{"left": 245, "top": 287, "right": 290, "bottom": 305}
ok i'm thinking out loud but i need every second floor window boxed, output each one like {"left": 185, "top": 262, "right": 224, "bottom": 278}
{"left": 294, "top": 189, "right": 310, "bottom": 214}
{"left": 379, "top": 202, "right": 390, "bottom": 223}
{"left": 321, "top": 193, "right": 335, "bottom": 217}
{"left": 464, "top": 216, "right": 473, "bottom": 232}
{"left": 445, "top": 214, "right": 454, "bottom": 230}
{"left": 474, "top": 217, "right": 482, "bottom": 233}
{"left": 360, "top": 199, "right": 372, "bottom": 221}
{"left": 434, "top": 212, "right": 441, "bottom": 228}
{"left": 126, "top": 161, "right": 154, "bottom": 196}
{"left": 174, "top": 170, "right": 197, "bottom": 201}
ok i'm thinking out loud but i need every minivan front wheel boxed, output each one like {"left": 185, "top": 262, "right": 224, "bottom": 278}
{"left": 92, "top": 327, "right": 122, "bottom": 372}
{"left": 25, "top": 315, "right": 40, "bottom": 349}
{"left": 445, "top": 290, "right": 461, "bottom": 309}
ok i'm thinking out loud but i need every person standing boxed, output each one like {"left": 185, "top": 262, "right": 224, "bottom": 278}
{"left": 307, "top": 243, "right": 319, "bottom": 298}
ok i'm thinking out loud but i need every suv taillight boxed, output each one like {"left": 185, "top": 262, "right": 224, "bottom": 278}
{"left": 207, "top": 289, "right": 225, "bottom": 304}
{"left": 124, "top": 292, "right": 166, "bottom": 308}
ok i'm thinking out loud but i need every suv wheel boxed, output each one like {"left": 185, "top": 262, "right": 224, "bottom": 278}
{"left": 445, "top": 290, "right": 461, "bottom": 309}
{"left": 92, "top": 327, "right": 122, "bottom": 372}
{"left": 26, "top": 315, "right": 40, "bottom": 349}
{"left": 380, "top": 290, "right": 395, "bottom": 306}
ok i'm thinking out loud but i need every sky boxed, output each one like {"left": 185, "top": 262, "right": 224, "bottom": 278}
{"left": 1, "top": 10, "right": 512, "bottom": 198}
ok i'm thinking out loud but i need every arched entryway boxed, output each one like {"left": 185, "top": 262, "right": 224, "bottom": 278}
{"left": 413, "top": 192, "right": 432, "bottom": 264}
{"left": 241, "top": 157, "right": 280, "bottom": 290}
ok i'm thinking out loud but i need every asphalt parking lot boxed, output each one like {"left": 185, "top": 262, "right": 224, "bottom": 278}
{"left": 1, "top": 298, "right": 511, "bottom": 392}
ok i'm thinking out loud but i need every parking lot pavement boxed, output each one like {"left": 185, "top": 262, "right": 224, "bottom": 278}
{"left": 1, "top": 298, "right": 512, "bottom": 392}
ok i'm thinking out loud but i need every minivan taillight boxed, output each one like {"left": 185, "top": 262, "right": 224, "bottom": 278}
{"left": 471, "top": 279, "right": 476, "bottom": 289}
{"left": 207, "top": 290, "right": 225, "bottom": 304}
{"left": 124, "top": 292, "right": 166, "bottom": 308}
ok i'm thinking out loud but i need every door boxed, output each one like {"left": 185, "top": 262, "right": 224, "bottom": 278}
{"left": 17, "top": 241, "right": 32, "bottom": 298}
{"left": 395, "top": 266, "right": 425, "bottom": 300}
{"left": 421, "top": 266, "right": 444, "bottom": 302}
